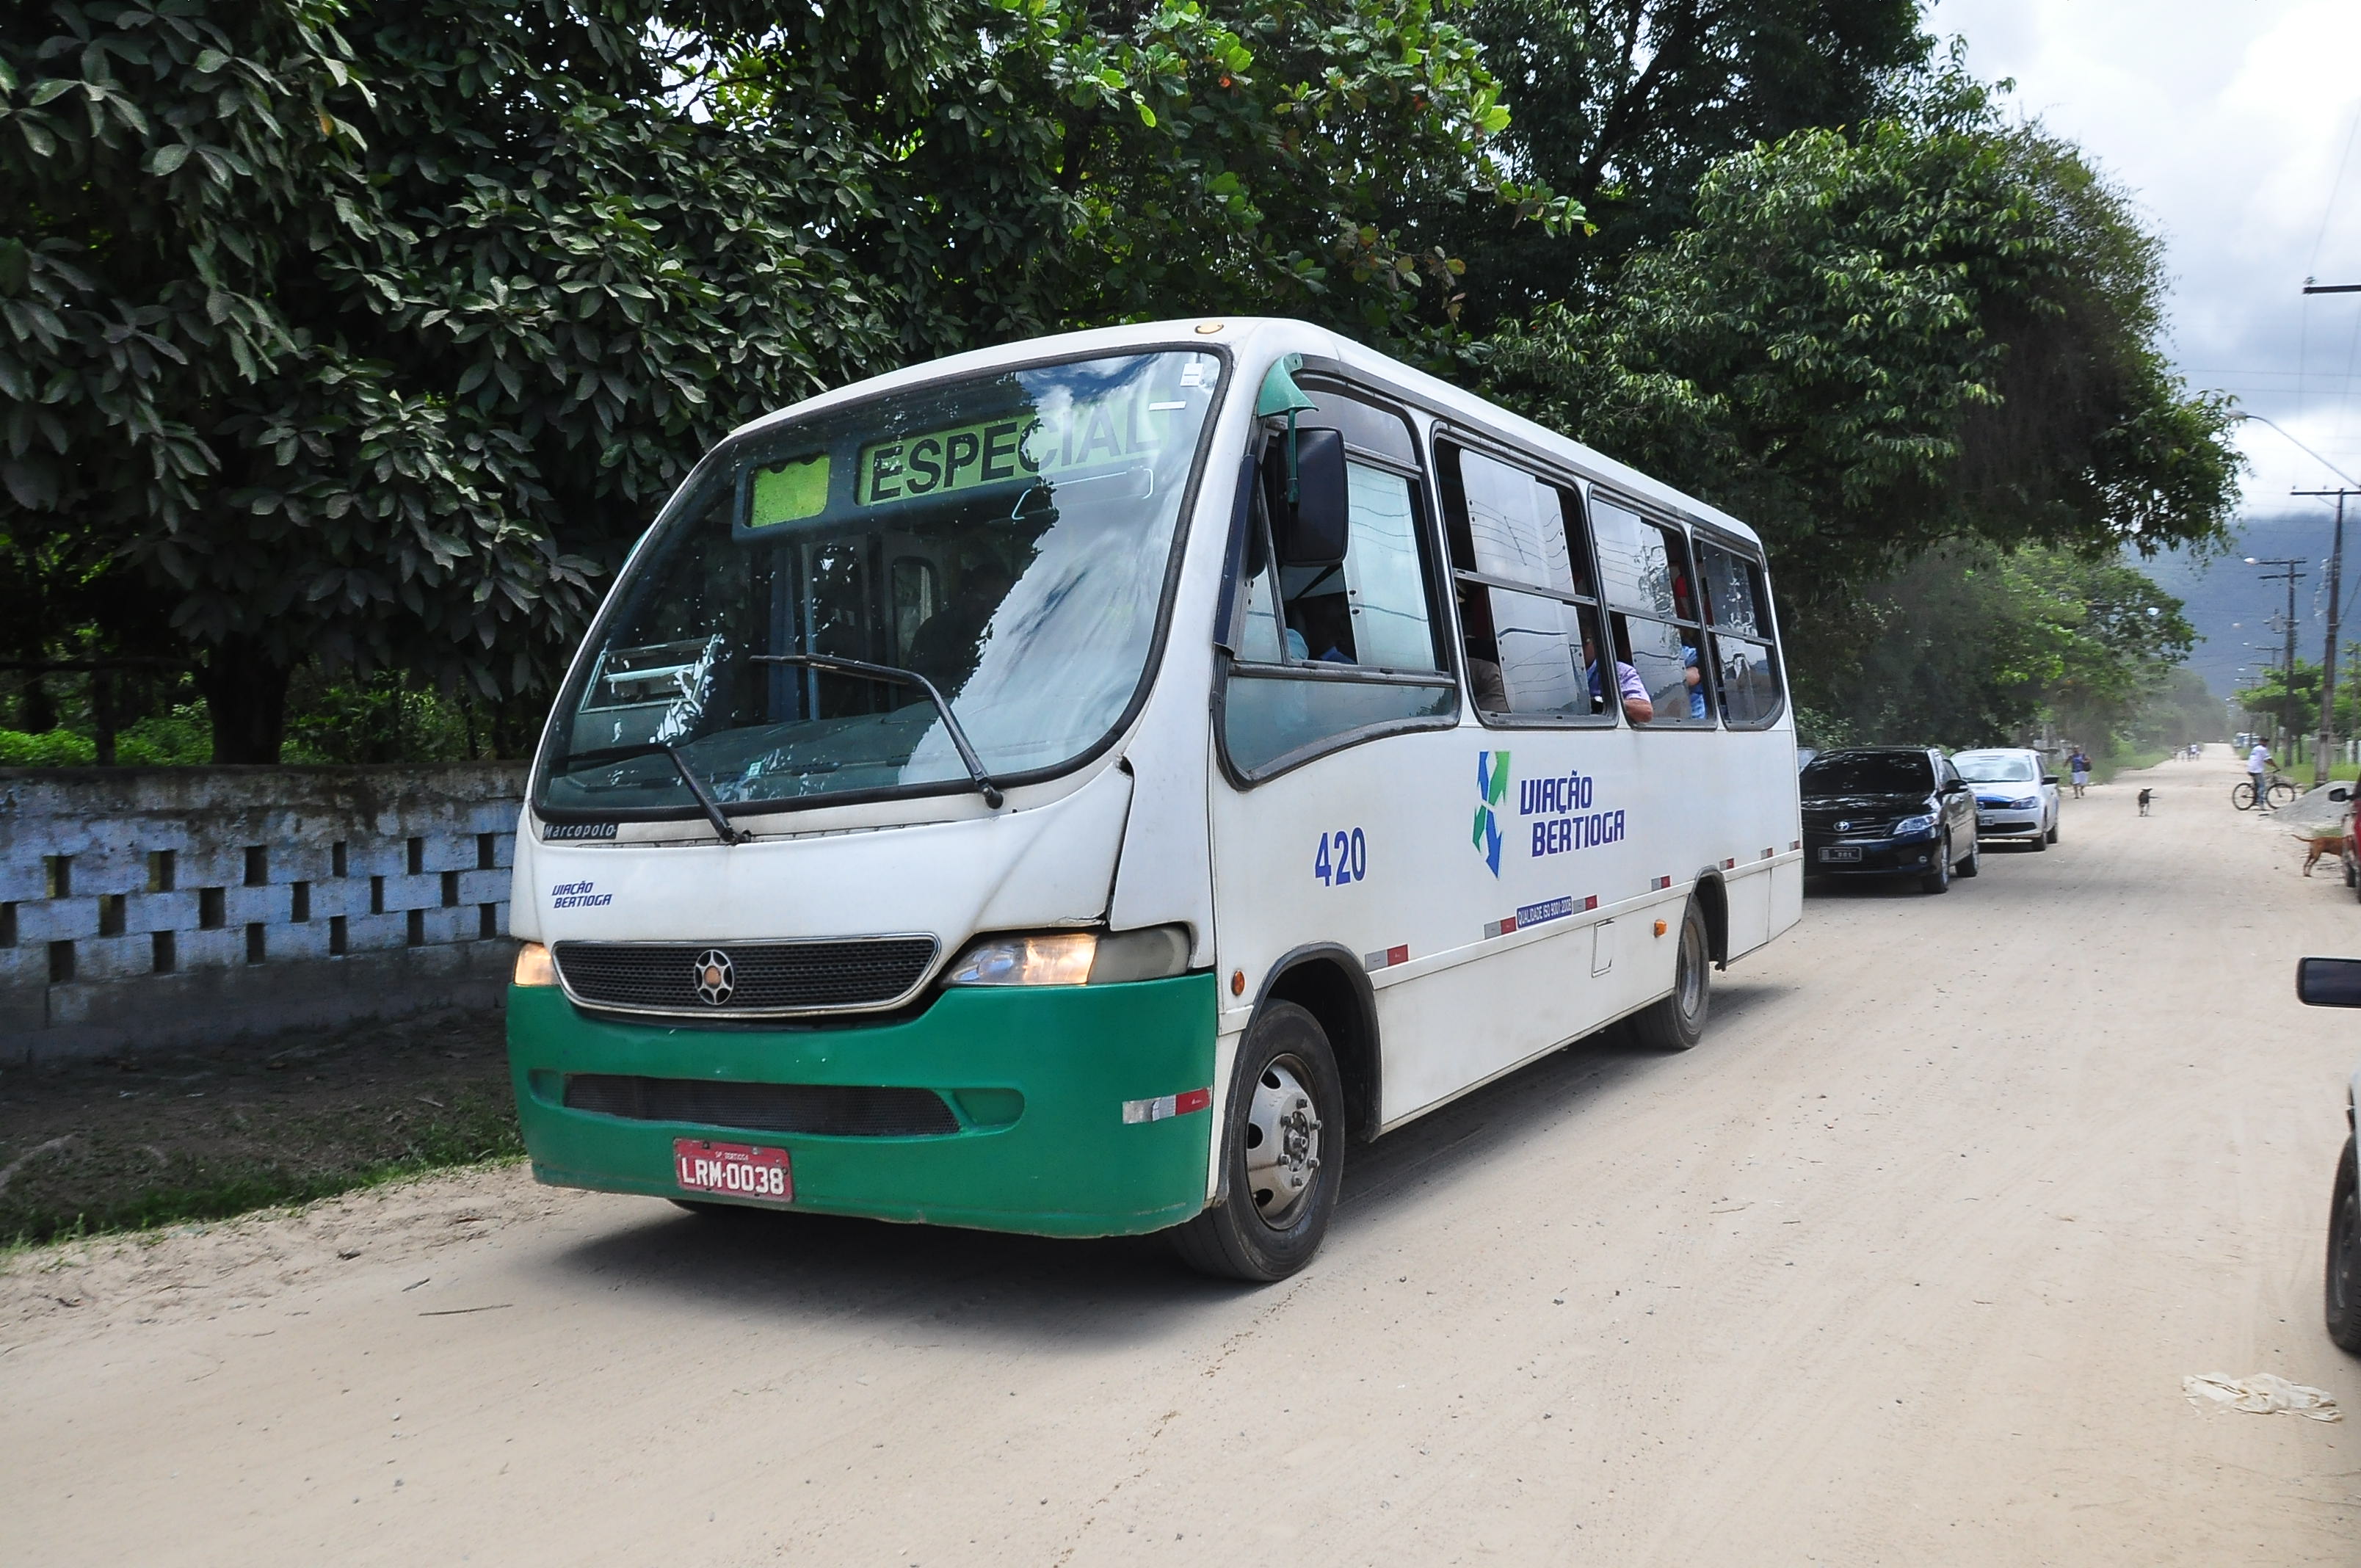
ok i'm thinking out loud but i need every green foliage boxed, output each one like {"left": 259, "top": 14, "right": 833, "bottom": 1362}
{"left": 1, "top": 0, "right": 1567, "bottom": 759}
{"left": 1813, "top": 545, "right": 2194, "bottom": 749}
{"left": 1432, "top": 0, "right": 1929, "bottom": 324}
{"left": 1483, "top": 74, "right": 2242, "bottom": 614}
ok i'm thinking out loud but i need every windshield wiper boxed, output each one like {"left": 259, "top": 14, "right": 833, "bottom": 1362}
{"left": 755, "top": 652, "right": 1006, "bottom": 808}
{"left": 551, "top": 739, "right": 746, "bottom": 845}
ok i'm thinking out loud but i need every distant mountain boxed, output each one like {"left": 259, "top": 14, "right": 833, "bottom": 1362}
{"left": 2145, "top": 509, "right": 2359, "bottom": 701}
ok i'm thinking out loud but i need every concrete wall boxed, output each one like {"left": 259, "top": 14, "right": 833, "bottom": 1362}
{"left": 0, "top": 764, "right": 526, "bottom": 1064}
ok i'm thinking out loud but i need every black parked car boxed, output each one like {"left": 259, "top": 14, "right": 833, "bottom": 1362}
{"left": 1799, "top": 747, "right": 1981, "bottom": 894}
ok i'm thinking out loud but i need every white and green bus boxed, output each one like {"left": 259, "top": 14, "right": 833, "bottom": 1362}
{"left": 507, "top": 319, "right": 1801, "bottom": 1280}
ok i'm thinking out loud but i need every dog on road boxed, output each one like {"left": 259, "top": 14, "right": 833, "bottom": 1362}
{"left": 2304, "top": 831, "right": 2351, "bottom": 876}
{"left": 2137, "top": 788, "right": 2153, "bottom": 816}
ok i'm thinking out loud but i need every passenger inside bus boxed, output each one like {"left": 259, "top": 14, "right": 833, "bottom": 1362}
{"left": 1455, "top": 581, "right": 1508, "bottom": 710}
{"left": 1284, "top": 589, "right": 1356, "bottom": 664}
{"left": 1584, "top": 626, "right": 1653, "bottom": 724}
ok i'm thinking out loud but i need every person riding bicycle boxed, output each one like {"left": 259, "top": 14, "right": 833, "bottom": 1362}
{"left": 2248, "top": 739, "right": 2274, "bottom": 805}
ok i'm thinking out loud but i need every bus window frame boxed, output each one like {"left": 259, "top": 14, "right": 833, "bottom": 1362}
{"left": 1432, "top": 428, "right": 1620, "bottom": 732}
{"left": 1213, "top": 374, "right": 1462, "bottom": 788}
{"left": 1585, "top": 484, "right": 1723, "bottom": 733}
{"left": 530, "top": 341, "right": 1235, "bottom": 827}
{"left": 1686, "top": 524, "right": 1789, "bottom": 732}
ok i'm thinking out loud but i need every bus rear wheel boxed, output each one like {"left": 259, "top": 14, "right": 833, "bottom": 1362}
{"left": 1625, "top": 899, "right": 1711, "bottom": 1052}
{"left": 1171, "top": 1001, "right": 1344, "bottom": 1282}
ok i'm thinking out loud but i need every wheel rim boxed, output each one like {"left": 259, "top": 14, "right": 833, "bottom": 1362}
{"left": 1244, "top": 1053, "right": 1324, "bottom": 1227}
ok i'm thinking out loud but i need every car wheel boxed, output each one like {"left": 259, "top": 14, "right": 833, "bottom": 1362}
{"left": 2329, "top": 1136, "right": 2361, "bottom": 1354}
{"left": 1625, "top": 899, "right": 1711, "bottom": 1052}
{"left": 1170, "top": 1001, "right": 1344, "bottom": 1282}
{"left": 1918, "top": 832, "right": 1953, "bottom": 894}
{"left": 1955, "top": 834, "right": 1980, "bottom": 877}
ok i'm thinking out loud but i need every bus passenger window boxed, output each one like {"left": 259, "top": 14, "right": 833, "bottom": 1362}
{"left": 1697, "top": 540, "right": 1784, "bottom": 725}
{"left": 1592, "top": 497, "right": 1713, "bottom": 727}
{"left": 890, "top": 556, "right": 940, "bottom": 664}
{"left": 1438, "top": 445, "right": 1609, "bottom": 721}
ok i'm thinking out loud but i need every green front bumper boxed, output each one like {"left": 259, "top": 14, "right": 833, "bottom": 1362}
{"left": 506, "top": 973, "right": 1218, "bottom": 1238}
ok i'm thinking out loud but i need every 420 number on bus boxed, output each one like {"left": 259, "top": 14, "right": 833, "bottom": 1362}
{"left": 1313, "top": 827, "right": 1368, "bottom": 887}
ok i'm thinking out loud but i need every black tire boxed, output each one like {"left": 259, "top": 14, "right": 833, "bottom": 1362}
{"left": 2329, "top": 1136, "right": 2361, "bottom": 1354}
{"left": 1625, "top": 899, "right": 1711, "bottom": 1051}
{"left": 2028, "top": 826, "right": 2048, "bottom": 852}
{"left": 2270, "top": 779, "right": 2301, "bottom": 808}
{"left": 2232, "top": 780, "right": 2259, "bottom": 811}
{"left": 1170, "top": 1001, "right": 1345, "bottom": 1282}
{"left": 1919, "top": 832, "right": 1953, "bottom": 894}
{"left": 2045, "top": 814, "right": 2059, "bottom": 845}
{"left": 1954, "top": 835, "right": 1980, "bottom": 877}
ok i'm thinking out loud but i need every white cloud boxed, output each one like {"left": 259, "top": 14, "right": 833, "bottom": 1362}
{"left": 1926, "top": 0, "right": 2361, "bottom": 512}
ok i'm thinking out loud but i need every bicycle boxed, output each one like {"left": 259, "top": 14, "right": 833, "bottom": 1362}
{"left": 2232, "top": 772, "right": 2301, "bottom": 810}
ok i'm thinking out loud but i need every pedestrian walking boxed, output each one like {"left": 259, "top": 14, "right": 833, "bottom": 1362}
{"left": 2069, "top": 747, "right": 2092, "bottom": 798}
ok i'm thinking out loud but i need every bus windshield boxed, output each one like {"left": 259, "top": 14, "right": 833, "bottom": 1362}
{"left": 537, "top": 350, "right": 1224, "bottom": 817}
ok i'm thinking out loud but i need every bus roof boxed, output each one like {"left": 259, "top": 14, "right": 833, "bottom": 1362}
{"left": 730, "top": 318, "right": 1765, "bottom": 550}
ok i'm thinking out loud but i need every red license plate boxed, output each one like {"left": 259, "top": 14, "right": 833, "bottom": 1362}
{"left": 672, "top": 1139, "right": 792, "bottom": 1204}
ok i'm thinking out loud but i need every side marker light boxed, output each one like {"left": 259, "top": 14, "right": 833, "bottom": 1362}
{"left": 1653, "top": 921, "right": 1668, "bottom": 937}
{"left": 1230, "top": 969, "right": 1246, "bottom": 997}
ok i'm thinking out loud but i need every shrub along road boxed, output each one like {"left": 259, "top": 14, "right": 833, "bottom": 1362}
{"left": 2, "top": 747, "right": 2355, "bottom": 1564}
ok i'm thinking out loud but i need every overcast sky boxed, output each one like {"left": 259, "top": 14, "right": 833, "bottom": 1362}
{"left": 1926, "top": 0, "right": 2361, "bottom": 514}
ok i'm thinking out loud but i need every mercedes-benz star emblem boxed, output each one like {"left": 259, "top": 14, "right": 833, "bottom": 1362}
{"left": 693, "top": 948, "right": 735, "bottom": 1006}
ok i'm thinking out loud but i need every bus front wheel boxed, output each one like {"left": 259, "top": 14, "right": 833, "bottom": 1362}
{"left": 1625, "top": 899, "right": 1711, "bottom": 1052}
{"left": 1171, "top": 1001, "right": 1345, "bottom": 1283}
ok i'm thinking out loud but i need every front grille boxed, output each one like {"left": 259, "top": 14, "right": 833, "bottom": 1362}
{"left": 553, "top": 937, "right": 938, "bottom": 1016}
{"left": 564, "top": 1074, "right": 961, "bottom": 1137}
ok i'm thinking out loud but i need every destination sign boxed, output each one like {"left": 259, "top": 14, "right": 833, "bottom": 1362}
{"left": 855, "top": 388, "right": 1183, "bottom": 508}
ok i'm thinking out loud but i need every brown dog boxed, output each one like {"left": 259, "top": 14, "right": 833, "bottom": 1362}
{"left": 2304, "top": 833, "right": 2350, "bottom": 876}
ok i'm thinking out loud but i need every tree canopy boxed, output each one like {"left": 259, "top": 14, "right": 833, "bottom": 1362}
{"left": 1, "top": 0, "right": 2239, "bottom": 760}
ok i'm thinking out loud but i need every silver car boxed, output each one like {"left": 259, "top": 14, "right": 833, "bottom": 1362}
{"left": 1952, "top": 747, "right": 2061, "bottom": 849}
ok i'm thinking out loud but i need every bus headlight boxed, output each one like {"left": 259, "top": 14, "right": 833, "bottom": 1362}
{"left": 945, "top": 926, "right": 1193, "bottom": 987}
{"left": 513, "top": 941, "right": 558, "bottom": 987}
{"left": 946, "top": 933, "right": 1098, "bottom": 987}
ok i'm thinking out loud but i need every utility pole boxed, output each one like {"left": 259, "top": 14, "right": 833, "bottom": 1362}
{"left": 2249, "top": 556, "right": 2307, "bottom": 761}
{"left": 2296, "top": 489, "right": 2358, "bottom": 784}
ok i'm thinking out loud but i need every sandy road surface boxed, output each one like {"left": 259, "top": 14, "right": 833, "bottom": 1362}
{"left": 7, "top": 747, "right": 2361, "bottom": 1565}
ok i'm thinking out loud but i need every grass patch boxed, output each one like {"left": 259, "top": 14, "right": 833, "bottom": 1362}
{"left": 0, "top": 1009, "right": 521, "bottom": 1249}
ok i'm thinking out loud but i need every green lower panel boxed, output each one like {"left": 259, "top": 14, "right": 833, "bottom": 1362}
{"left": 506, "top": 974, "right": 1218, "bottom": 1238}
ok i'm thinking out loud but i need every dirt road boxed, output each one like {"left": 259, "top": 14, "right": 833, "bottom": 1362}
{"left": 6, "top": 747, "right": 2358, "bottom": 1565}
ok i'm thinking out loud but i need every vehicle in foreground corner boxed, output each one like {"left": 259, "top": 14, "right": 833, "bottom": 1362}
{"left": 1952, "top": 747, "right": 2061, "bottom": 850}
{"left": 2293, "top": 956, "right": 2361, "bottom": 1353}
{"left": 504, "top": 318, "right": 1802, "bottom": 1282}
{"left": 1799, "top": 747, "right": 1980, "bottom": 893}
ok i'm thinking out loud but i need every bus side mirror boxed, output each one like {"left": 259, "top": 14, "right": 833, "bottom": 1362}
{"left": 2297, "top": 956, "right": 2361, "bottom": 1007}
{"left": 1274, "top": 427, "right": 1349, "bottom": 568}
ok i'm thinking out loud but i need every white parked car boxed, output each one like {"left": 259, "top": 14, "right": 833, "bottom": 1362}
{"left": 1951, "top": 747, "right": 2061, "bottom": 849}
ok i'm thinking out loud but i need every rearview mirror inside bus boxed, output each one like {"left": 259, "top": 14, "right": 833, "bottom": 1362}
{"left": 2296, "top": 956, "right": 2361, "bottom": 1009}
{"left": 1274, "top": 427, "right": 1349, "bottom": 569}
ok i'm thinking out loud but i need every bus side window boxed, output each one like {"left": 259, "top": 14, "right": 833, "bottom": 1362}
{"left": 1220, "top": 393, "right": 1458, "bottom": 776}
{"left": 1697, "top": 541, "right": 1784, "bottom": 725}
{"left": 1591, "top": 498, "right": 1713, "bottom": 727}
{"left": 1440, "top": 444, "right": 1610, "bottom": 722}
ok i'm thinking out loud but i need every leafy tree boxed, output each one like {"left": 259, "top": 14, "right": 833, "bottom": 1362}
{"left": 1814, "top": 544, "right": 2194, "bottom": 749}
{"left": 1483, "top": 74, "right": 2242, "bottom": 635}
{"left": 1, "top": 0, "right": 1562, "bottom": 760}
{"left": 1426, "top": 0, "right": 1928, "bottom": 324}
